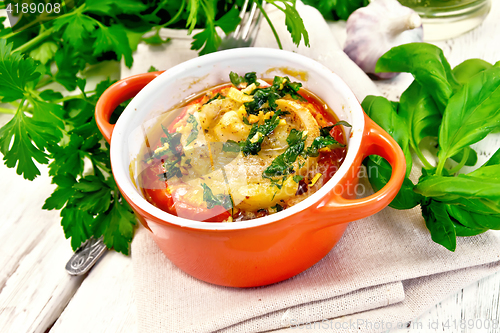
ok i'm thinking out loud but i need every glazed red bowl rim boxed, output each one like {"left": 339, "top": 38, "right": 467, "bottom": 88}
{"left": 110, "top": 48, "right": 365, "bottom": 231}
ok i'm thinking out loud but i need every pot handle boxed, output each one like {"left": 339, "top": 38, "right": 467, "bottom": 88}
{"left": 318, "top": 114, "right": 406, "bottom": 221}
{"left": 95, "top": 71, "right": 164, "bottom": 143}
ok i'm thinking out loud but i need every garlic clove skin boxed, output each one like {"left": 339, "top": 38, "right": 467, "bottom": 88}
{"left": 344, "top": 0, "right": 423, "bottom": 79}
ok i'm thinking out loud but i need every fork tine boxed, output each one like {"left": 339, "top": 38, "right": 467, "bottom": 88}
{"left": 240, "top": 2, "right": 258, "bottom": 40}
{"left": 232, "top": 0, "right": 250, "bottom": 38}
{"left": 218, "top": 0, "right": 264, "bottom": 50}
{"left": 243, "top": 1, "right": 265, "bottom": 44}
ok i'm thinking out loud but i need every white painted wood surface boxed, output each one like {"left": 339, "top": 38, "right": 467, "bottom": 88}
{"left": 1, "top": 2, "right": 500, "bottom": 333}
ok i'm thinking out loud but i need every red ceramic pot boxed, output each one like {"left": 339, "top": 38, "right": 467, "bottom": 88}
{"left": 96, "top": 48, "right": 405, "bottom": 287}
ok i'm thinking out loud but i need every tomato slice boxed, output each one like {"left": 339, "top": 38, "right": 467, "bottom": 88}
{"left": 140, "top": 162, "right": 230, "bottom": 222}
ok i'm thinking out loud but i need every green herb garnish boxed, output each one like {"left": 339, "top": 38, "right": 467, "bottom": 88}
{"left": 272, "top": 204, "right": 284, "bottom": 212}
{"left": 245, "top": 87, "right": 282, "bottom": 115}
{"left": 244, "top": 76, "right": 304, "bottom": 115}
{"left": 241, "top": 110, "right": 282, "bottom": 156}
{"left": 222, "top": 140, "right": 242, "bottom": 153}
{"left": 306, "top": 122, "right": 349, "bottom": 157}
{"left": 160, "top": 157, "right": 183, "bottom": 180}
{"left": 204, "top": 93, "right": 225, "bottom": 105}
{"left": 186, "top": 114, "right": 199, "bottom": 145}
{"left": 201, "top": 183, "right": 233, "bottom": 210}
{"left": 263, "top": 129, "right": 307, "bottom": 179}
{"left": 229, "top": 71, "right": 259, "bottom": 87}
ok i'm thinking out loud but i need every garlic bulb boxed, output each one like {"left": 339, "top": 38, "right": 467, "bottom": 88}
{"left": 344, "top": 0, "right": 423, "bottom": 79}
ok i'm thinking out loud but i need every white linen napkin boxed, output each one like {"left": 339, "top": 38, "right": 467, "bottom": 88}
{"left": 125, "top": 3, "right": 500, "bottom": 332}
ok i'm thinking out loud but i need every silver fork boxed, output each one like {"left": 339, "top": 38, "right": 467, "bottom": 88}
{"left": 218, "top": 0, "right": 266, "bottom": 50}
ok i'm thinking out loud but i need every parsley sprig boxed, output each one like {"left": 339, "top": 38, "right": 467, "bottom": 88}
{"left": 0, "top": 1, "right": 311, "bottom": 255}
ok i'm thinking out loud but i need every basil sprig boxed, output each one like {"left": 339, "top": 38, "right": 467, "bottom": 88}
{"left": 363, "top": 43, "right": 500, "bottom": 251}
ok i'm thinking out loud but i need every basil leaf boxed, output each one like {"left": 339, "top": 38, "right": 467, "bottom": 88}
{"left": 421, "top": 200, "right": 457, "bottom": 251}
{"left": 452, "top": 221, "right": 488, "bottom": 237}
{"left": 450, "top": 147, "right": 478, "bottom": 167}
{"left": 415, "top": 171, "right": 500, "bottom": 204}
{"left": 467, "top": 165, "right": 500, "bottom": 179}
{"left": 362, "top": 95, "right": 412, "bottom": 176}
{"left": 364, "top": 156, "right": 422, "bottom": 210}
{"left": 447, "top": 205, "right": 499, "bottom": 231}
{"left": 437, "top": 67, "right": 500, "bottom": 166}
{"left": 484, "top": 147, "right": 500, "bottom": 167}
{"left": 399, "top": 81, "right": 441, "bottom": 162}
{"left": 453, "top": 58, "right": 493, "bottom": 84}
{"left": 376, "top": 43, "right": 459, "bottom": 112}
{"left": 433, "top": 195, "right": 500, "bottom": 215}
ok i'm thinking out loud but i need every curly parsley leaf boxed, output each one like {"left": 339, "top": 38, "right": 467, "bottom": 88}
{"left": 92, "top": 24, "right": 134, "bottom": 68}
{"left": 190, "top": 2, "right": 240, "bottom": 55}
{"left": 222, "top": 140, "right": 242, "bottom": 153}
{"left": 204, "top": 92, "right": 225, "bottom": 104}
{"left": 43, "top": 175, "right": 77, "bottom": 211}
{"left": 267, "top": 0, "right": 310, "bottom": 47}
{"left": 91, "top": 189, "right": 137, "bottom": 255}
{"left": 0, "top": 41, "right": 65, "bottom": 180}
{"left": 245, "top": 87, "right": 282, "bottom": 114}
{"left": 52, "top": 13, "right": 97, "bottom": 49}
{"left": 0, "top": 39, "right": 40, "bottom": 102}
{"left": 29, "top": 41, "right": 58, "bottom": 65}
{"left": 61, "top": 206, "right": 95, "bottom": 251}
